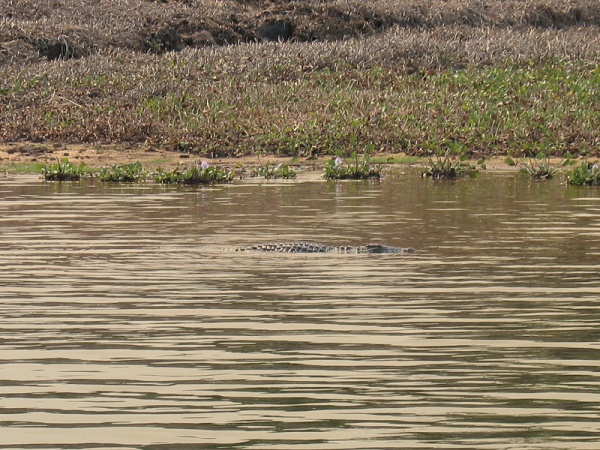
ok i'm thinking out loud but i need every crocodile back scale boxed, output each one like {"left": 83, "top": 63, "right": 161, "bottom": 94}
{"left": 235, "top": 242, "right": 416, "bottom": 254}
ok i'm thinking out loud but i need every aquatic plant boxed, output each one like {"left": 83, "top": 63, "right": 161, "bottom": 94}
{"left": 505, "top": 151, "right": 572, "bottom": 179}
{"left": 565, "top": 161, "right": 600, "bottom": 186}
{"left": 40, "top": 158, "right": 86, "bottom": 181}
{"left": 515, "top": 153, "right": 568, "bottom": 180}
{"left": 422, "top": 145, "right": 482, "bottom": 179}
{"left": 98, "top": 161, "right": 147, "bottom": 182}
{"left": 324, "top": 151, "right": 383, "bottom": 180}
{"left": 251, "top": 162, "right": 296, "bottom": 179}
{"left": 153, "top": 161, "right": 233, "bottom": 185}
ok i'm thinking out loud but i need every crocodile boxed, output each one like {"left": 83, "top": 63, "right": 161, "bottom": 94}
{"left": 235, "top": 241, "right": 415, "bottom": 254}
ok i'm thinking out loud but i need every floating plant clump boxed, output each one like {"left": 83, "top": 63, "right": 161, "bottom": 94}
{"left": 99, "top": 162, "right": 147, "bottom": 183}
{"left": 40, "top": 158, "right": 86, "bottom": 181}
{"left": 251, "top": 162, "right": 296, "bottom": 179}
{"left": 153, "top": 161, "right": 233, "bottom": 185}
{"left": 421, "top": 147, "right": 483, "bottom": 180}
{"left": 325, "top": 151, "right": 384, "bottom": 180}
{"left": 565, "top": 161, "right": 600, "bottom": 186}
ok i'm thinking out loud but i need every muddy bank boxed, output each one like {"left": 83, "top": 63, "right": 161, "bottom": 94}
{"left": 0, "top": 141, "right": 320, "bottom": 173}
{"left": 0, "top": 141, "right": 526, "bottom": 175}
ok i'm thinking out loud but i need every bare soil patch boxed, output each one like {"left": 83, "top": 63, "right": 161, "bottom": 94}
{"left": 0, "top": 141, "right": 323, "bottom": 172}
{"left": 0, "top": 142, "right": 174, "bottom": 169}
{"left": 0, "top": 141, "right": 524, "bottom": 175}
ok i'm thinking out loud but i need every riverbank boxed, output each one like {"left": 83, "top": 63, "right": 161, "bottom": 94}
{"left": 0, "top": 141, "right": 543, "bottom": 176}
{"left": 1, "top": 0, "right": 599, "bottom": 162}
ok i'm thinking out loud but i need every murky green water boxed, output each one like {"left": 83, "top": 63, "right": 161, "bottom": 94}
{"left": 1, "top": 170, "right": 599, "bottom": 449}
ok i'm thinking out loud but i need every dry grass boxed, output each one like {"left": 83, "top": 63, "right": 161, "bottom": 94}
{"left": 2, "top": 0, "right": 599, "bottom": 63}
{"left": 1, "top": 0, "right": 599, "bottom": 159}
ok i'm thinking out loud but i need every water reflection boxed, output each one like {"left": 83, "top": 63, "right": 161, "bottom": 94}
{"left": 0, "top": 172, "right": 599, "bottom": 449}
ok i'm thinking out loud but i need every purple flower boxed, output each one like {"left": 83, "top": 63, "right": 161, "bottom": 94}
{"left": 201, "top": 161, "right": 210, "bottom": 170}
{"left": 334, "top": 156, "right": 343, "bottom": 167}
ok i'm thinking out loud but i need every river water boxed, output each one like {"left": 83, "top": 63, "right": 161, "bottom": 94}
{"left": 1, "top": 169, "right": 599, "bottom": 449}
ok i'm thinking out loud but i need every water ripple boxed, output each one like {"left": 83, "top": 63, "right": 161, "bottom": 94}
{"left": 1, "top": 174, "right": 599, "bottom": 448}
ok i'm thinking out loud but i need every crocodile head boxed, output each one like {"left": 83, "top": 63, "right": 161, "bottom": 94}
{"left": 363, "top": 244, "right": 416, "bottom": 254}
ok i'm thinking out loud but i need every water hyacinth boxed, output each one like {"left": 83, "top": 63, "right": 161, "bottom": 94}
{"left": 517, "top": 154, "right": 568, "bottom": 180}
{"left": 40, "top": 158, "right": 87, "bottom": 181}
{"left": 98, "top": 161, "right": 147, "bottom": 182}
{"left": 565, "top": 161, "right": 600, "bottom": 186}
{"left": 324, "top": 151, "right": 383, "bottom": 180}
{"left": 153, "top": 160, "right": 233, "bottom": 185}
{"left": 251, "top": 162, "right": 297, "bottom": 179}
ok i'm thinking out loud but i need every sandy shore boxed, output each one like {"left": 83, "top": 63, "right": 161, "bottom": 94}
{"left": 0, "top": 141, "right": 326, "bottom": 173}
{"left": 0, "top": 141, "right": 528, "bottom": 175}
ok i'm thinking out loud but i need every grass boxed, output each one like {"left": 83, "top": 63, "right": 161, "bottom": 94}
{"left": 0, "top": 1, "right": 599, "bottom": 161}
{"left": 3, "top": 0, "right": 599, "bottom": 62}
{"left": 0, "top": 162, "right": 47, "bottom": 174}
{"left": 2, "top": 54, "right": 597, "bottom": 159}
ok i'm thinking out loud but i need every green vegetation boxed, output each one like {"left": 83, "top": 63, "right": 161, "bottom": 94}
{"left": 153, "top": 161, "right": 233, "bottom": 185}
{"left": 1, "top": 0, "right": 598, "bottom": 163}
{"left": 514, "top": 154, "right": 569, "bottom": 180}
{"left": 324, "top": 151, "right": 384, "bottom": 180}
{"left": 0, "top": 162, "right": 47, "bottom": 174}
{"left": 37, "top": 159, "right": 234, "bottom": 185}
{"left": 422, "top": 143, "right": 484, "bottom": 179}
{"left": 2, "top": 57, "right": 596, "bottom": 159}
{"left": 565, "top": 162, "right": 600, "bottom": 186}
{"left": 99, "top": 162, "right": 147, "bottom": 182}
{"left": 422, "top": 154, "right": 478, "bottom": 179}
{"left": 40, "top": 158, "right": 86, "bottom": 181}
{"left": 251, "top": 162, "right": 297, "bottom": 179}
